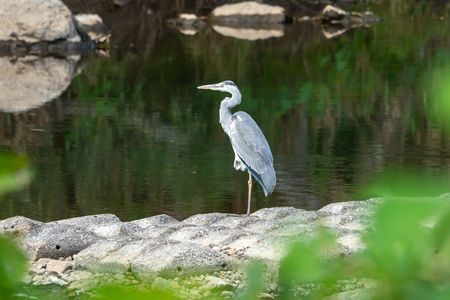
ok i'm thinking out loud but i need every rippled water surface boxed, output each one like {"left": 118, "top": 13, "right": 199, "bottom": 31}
{"left": 1, "top": 2, "right": 450, "bottom": 221}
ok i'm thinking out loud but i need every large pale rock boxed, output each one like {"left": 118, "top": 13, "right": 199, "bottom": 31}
{"left": 75, "top": 237, "right": 233, "bottom": 278}
{"left": 48, "top": 214, "right": 123, "bottom": 238}
{"left": 130, "top": 223, "right": 186, "bottom": 239}
{"left": 0, "top": 56, "right": 79, "bottom": 113}
{"left": 131, "top": 240, "right": 233, "bottom": 278}
{"left": 168, "top": 225, "right": 247, "bottom": 247}
{"left": 336, "top": 233, "right": 365, "bottom": 253}
{"left": 25, "top": 224, "right": 100, "bottom": 260}
{"left": 182, "top": 213, "right": 233, "bottom": 226}
{"left": 0, "top": 0, "right": 80, "bottom": 43}
{"left": 226, "top": 232, "right": 279, "bottom": 260}
{"left": 251, "top": 207, "right": 303, "bottom": 219}
{"left": 1, "top": 200, "right": 384, "bottom": 292}
{"left": 319, "top": 199, "right": 378, "bottom": 215}
{"left": 210, "top": 2, "right": 285, "bottom": 40}
{"left": 73, "top": 236, "right": 140, "bottom": 273}
{"left": 129, "top": 214, "right": 179, "bottom": 229}
{"left": 211, "top": 1, "right": 285, "bottom": 25}
{"left": 0, "top": 216, "right": 43, "bottom": 237}
{"left": 209, "top": 215, "right": 260, "bottom": 230}
{"left": 317, "top": 199, "right": 378, "bottom": 237}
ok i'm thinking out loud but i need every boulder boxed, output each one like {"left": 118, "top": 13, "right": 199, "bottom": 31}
{"left": 131, "top": 240, "right": 233, "bottom": 279}
{"left": 128, "top": 214, "right": 179, "bottom": 229}
{"left": 211, "top": 1, "right": 285, "bottom": 26}
{"left": 182, "top": 212, "right": 233, "bottom": 226}
{"left": 0, "top": 200, "right": 384, "bottom": 294}
{"left": 0, "top": 216, "right": 43, "bottom": 238}
{"left": 73, "top": 236, "right": 141, "bottom": 273}
{"left": 48, "top": 214, "right": 124, "bottom": 238}
{"left": 25, "top": 224, "right": 100, "bottom": 260}
{"left": 0, "top": 0, "right": 80, "bottom": 43}
{"left": 168, "top": 225, "right": 247, "bottom": 248}
{"left": 75, "top": 237, "right": 234, "bottom": 278}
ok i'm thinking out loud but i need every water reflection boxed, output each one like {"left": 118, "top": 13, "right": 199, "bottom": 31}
{"left": 0, "top": 56, "right": 79, "bottom": 112}
{"left": 211, "top": 25, "right": 284, "bottom": 40}
{"left": 1, "top": 2, "right": 450, "bottom": 222}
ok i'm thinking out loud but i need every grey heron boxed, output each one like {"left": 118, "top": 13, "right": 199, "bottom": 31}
{"left": 197, "top": 80, "right": 276, "bottom": 215}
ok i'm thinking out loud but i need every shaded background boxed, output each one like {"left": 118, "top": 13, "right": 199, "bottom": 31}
{"left": 1, "top": 0, "right": 450, "bottom": 221}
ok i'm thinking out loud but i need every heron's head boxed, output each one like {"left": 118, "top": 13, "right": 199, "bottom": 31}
{"left": 197, "top": 80, "right": 239, "bottom": 94}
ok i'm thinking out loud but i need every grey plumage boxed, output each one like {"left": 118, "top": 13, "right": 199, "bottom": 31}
{"left": 229, "top": 111, "right": 275, "bottom": 196}
{"left": 197, "top": 80, "right": 276, "bottom": 214}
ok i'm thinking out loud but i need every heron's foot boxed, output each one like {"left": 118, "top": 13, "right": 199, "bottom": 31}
{"left": 234, "top": 159, "right": 247, "bottom": 171}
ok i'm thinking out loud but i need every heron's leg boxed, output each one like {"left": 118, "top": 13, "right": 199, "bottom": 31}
{"left": 247, "top": 172, "right": 252, "bottom": 215}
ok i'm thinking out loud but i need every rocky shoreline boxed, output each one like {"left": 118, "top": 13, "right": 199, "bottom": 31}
{"left": 0, "top": 0, "right": 109, "bottom": 58}
{"left": 1, "top": 199, "right": 379, "bottom": 298}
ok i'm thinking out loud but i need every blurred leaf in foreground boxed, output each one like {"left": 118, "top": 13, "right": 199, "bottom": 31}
{"left": 235, "top": 262, "right": 266, "bottom": 300}
{"left": 354, "top": 169, "right": 450, "bottom": 299}
{"left": 278, "top": 231, "right": 341, "bottom": 299}
{"left": 0, "top": 152, "right": 31, "bottom": 196}
{"left": 0, "top": 152, "right": 32, "bottom": 299}
{"left": 0, "top": 236, "right": 28, "bottom": 299}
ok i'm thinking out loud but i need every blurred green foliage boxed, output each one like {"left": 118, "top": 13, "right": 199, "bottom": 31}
{"left": 0, "top": 236, "right": 28, "bottom": 299}
{"left": 0, "top": 152, "right": 30, "bottom": 196}
{"left": 272, "top": 172, "right": 450, "bottom": 299}
{"left": 0, "top": 152, "right": 30, "bottom": 298}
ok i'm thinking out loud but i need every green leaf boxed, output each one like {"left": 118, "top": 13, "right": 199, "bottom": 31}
{"left": 235, "top": 262, "right": 266, "bottom": 300}
{"left": 0, "top": 236, "right": 28, "bottom": 298}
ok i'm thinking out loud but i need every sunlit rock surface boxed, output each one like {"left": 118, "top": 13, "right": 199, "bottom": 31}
{"left": 74, "top": 14, "right": 111, "bottom": 41}
{"left": 0, "top": 56, "right": 79, "bottom": 113}
{"left": 0, "top": 0, "right": 80, "bottom": 43}
{"left": 211, "top": 1, "right": 285, "bottom": 25}
{"left": 205, "top": 1, "right": 286, "bottom": 40}
{"left": 0, "top": 199, "right": 380, "bottom": 292}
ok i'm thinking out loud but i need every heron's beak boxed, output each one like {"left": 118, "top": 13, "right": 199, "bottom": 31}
{"left": 197, "top": 83, "right": 222, "bottom": 91}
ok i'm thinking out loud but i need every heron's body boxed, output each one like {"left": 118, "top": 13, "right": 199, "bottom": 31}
{"left": 198, "top": 80, "right": 276, "bottom": 214}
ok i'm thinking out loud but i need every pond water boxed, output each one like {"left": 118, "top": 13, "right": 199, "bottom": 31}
{"left": 1, "top": 2, "right": 450, "bottom": 221}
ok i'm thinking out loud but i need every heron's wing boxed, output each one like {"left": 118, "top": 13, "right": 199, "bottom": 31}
{"left": 229, "top": 111, "right": 276, "bottom": 195}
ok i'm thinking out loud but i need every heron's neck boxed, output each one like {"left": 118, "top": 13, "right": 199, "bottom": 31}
{"left": 219, "top": 88, "right": 241, "bottom": 135}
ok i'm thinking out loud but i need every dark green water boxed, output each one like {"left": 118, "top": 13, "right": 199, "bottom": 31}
{"left": 1, "top": 2, "right": 450, "bottom": 221}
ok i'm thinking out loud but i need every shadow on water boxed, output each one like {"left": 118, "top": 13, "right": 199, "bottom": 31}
{"left": 1, "top": 0, "right": 450, "bottom": 221}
